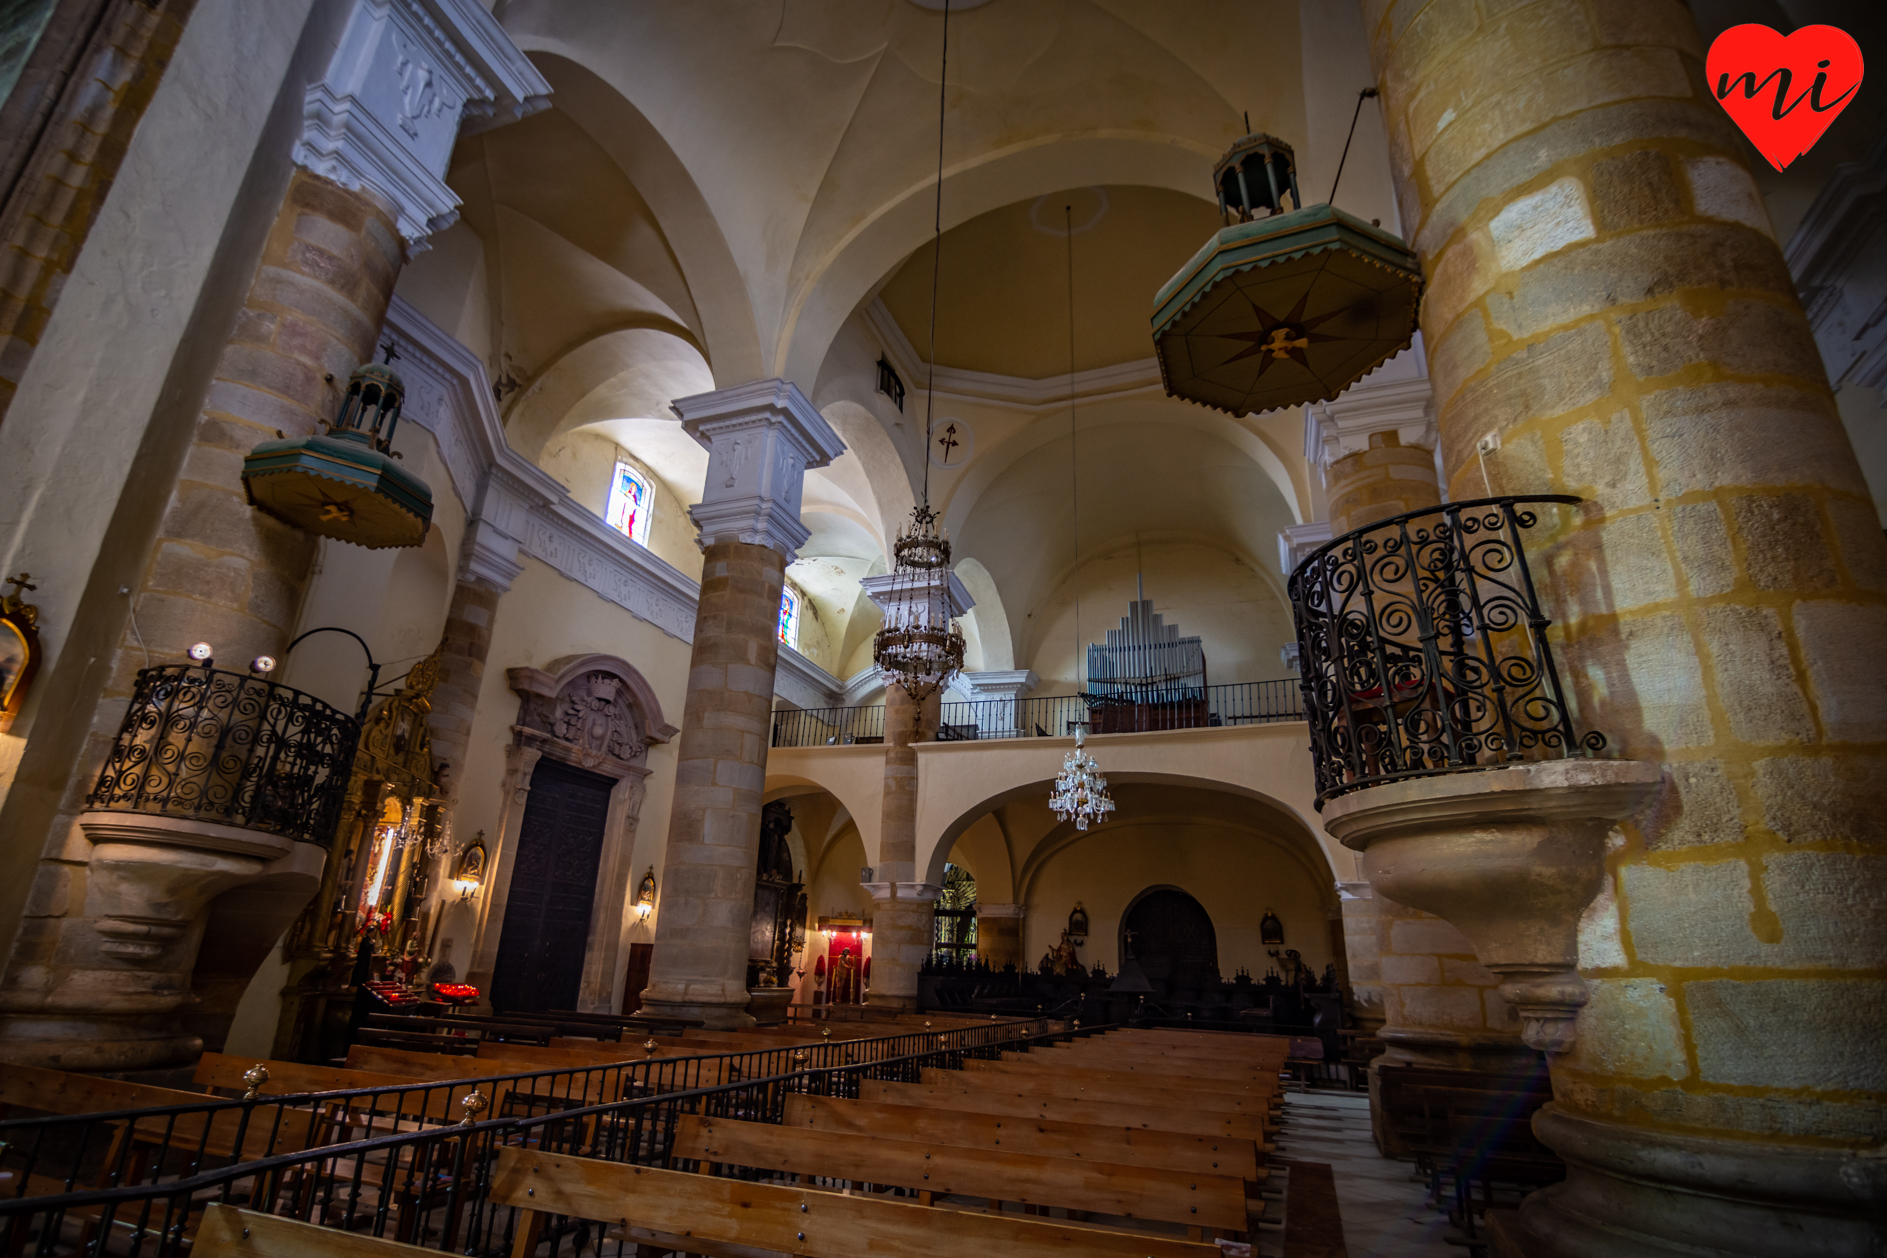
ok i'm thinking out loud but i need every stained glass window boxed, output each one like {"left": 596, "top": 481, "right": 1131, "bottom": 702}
{"left": 778, "top": 584, "right": 800, "bottom": 648}
{"left": 605, "top": 461, "right": 653, "bottom": 546}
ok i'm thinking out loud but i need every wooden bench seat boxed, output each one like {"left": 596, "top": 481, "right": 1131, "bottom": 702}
{"left": 965, "top": 1055, "right": 1283, "bottom": 1100}
{"left": 1038, "top": 1044, "right": 1287, "bottom": 1081}
{"left": 489, "top": 1146, "right": 1223, "bottom": 1258}
{"left": 782, "top": 1093, "right": 1265, "bottom": 1183}
{"left": 861, "top": 1079, "right": 1271, "bottom": 1147}
{"left": 669, "top": 1112, "right": 1258, "bottom": 1239}
{"left": 922, "top": 1065, "right": 1276, "bottom": 1123}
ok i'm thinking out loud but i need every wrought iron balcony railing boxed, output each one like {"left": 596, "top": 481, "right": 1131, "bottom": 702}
{"left": 770, "top": 679, "right": 1304, "bottom": 748}
{"left": 88, "top": 665, "right": 359, "bottom": 844}
{"left": 1288, "top": 496, "right": 1608, "bottom": 808}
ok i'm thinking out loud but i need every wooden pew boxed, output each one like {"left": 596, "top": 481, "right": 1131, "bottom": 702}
{"left": 194, "top": 1054, "right": 481, "bottom": 1127}
{"left": 670, "top": 1112, "right": 1258, "bottom": 1239}
{"left": 489, "top": 1145, "right": 1223, "bottom": 1258}
{"left": 782, "top": 1094, "right": 1265, "bottom": 1183}
{"left": 964, "top": 1056, "right": 1282, "bottom": 1100}
{"left": 194, "top": 1204, "right": 436, "bottom": 1257}
{"left": 861, "top": 1079, "right": 1270, "bottom": 1146}
{"left": 342, "top": 1045, "right": 640, "bottom": 1105}
{"left": 923, "top": 1065, "right": 1275, "bottom": 1123}
{"left": 1028, "top": 1045, "right": 1285, "bottom": 1084}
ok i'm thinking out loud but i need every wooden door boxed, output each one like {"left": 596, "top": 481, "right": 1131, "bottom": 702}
{"left": 489, "top": 758, "right": 613, "bottom": 1014}
{"left": 1123, "top": 888, "right": 1220, "bottom": 990}
{"left": 621, "top": 942, "right": 654, "bottom": 1013}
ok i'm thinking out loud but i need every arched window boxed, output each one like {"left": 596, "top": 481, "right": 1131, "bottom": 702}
{"left": 605, "top": 461, "right": 653, "bottom": 546}
{"left": 777, "top": 584, "right": 801, "bottom": 648}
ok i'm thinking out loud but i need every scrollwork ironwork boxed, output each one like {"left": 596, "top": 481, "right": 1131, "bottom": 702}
{"left": 88, "top": 665, "right": 359, "bottom": 843}
{"left": 1289, "top": 495, "right": 1608, "bottom": 808}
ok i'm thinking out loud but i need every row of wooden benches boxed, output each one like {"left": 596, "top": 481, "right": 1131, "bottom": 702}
{"left": 177, "top": 1026, "right": 1293, "bottom": 1258}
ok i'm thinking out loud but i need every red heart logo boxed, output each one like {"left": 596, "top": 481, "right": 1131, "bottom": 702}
{"left": 1708, "top": 24, "right": 1864, "bottom": 171}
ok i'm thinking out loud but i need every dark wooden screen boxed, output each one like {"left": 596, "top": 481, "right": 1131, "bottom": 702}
{"left": 1123, "top": 888, "right": 1220, "bottom": 989}
{"left": 489, "top": 758, "right": 613, "bottom": 1014}
{"left": 620, "top": 941, "right": 654, "bottom": 1014}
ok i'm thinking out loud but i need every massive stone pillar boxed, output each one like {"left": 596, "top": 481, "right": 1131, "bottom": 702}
{"left": 0, "top": 0, "right": 546, "bottom": 1072}
{"left": 638, "top": 381, "right": 844, "bottom": 1029}
{"left": 863, "top": 683, "right": 941, "bottom": 1011}
{"left": 1307, "top": 374, "right": 1440, "bottom": 535}
{"left": 1363, "top": 2, "right": 1887, "bottom": 1251}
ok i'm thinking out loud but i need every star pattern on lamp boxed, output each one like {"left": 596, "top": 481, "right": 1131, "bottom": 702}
{"left": 1214, "top": 292, "right": 1347, "bottom": 373}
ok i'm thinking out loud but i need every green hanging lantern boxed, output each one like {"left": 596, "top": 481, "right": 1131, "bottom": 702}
{"left": 240, "top": 357, "right": 433, "bottom": 550}
{"left": 1151, "top": 131, "right": 1423, "bottom": 417}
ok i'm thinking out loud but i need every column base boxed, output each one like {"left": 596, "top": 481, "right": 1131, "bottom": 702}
{"left": 1513, "top": 1105, "right": 1884, "bottom": 1257}
{"left": 1368, "top": 1031, "right": 1542, "bottom": 1158}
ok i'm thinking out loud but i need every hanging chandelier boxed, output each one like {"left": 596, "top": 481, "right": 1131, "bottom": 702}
{"left": 871, "top": 505, "right": 966, "bottom": 702}
{"left": 1050, "top": 727, "right": 1116, "bottom": 831}
{"left": 869, "top": 2, "right": 966, "bottom": 706}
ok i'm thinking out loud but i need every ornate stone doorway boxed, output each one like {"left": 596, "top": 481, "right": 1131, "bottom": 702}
{"left": 465, "top": 655, "right": 676, "bottom": 1011}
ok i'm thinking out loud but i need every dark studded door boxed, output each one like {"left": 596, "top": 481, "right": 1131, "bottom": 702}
{"left": 489, "top": 758, "right": 613, "bottom": 1014}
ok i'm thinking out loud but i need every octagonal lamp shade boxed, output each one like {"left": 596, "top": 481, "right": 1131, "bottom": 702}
{"left": 241, "top": 361, "right": 433, "bottom": 549}
{"left": 1152, "top": 202, "right": 1423, "bottom": 417}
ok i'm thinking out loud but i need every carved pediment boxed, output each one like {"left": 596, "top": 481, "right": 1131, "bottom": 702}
{"left": 509, "top": 663, "right": 648, "bottom": 770}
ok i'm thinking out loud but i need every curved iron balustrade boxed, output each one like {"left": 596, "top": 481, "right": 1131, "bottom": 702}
{"left": 1288, "top": 495, "right": 1608, "bottom": 808}
{"left": 88, "top": 665, "right": 359, "bottom": 844}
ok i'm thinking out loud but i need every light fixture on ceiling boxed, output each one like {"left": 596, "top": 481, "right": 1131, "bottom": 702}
{"left": 1047, "top": 201, "right": 1116, "bottom": 829}
{"left": 1150, "top": 96, "right": 1423, "bottom": 417}
{"left": 871, "top": 0, "right": 966, "bottom": 708}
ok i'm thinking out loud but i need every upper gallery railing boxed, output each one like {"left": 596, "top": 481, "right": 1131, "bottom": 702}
{"left": 770, "top": 679, "right": 1303, "bottom": 748}
{"left": 1287, "top": 495, "right": 1609, "bottom": 808}
{"left": 88, "top": 664, "right": 359, "bottom": 844}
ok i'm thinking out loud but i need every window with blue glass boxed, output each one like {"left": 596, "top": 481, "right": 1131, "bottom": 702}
{"left": 778, "top": 584, "right": 800, "bottom": 648}
{"left": 605, "top": 461, "right": 653, "bottom": 546}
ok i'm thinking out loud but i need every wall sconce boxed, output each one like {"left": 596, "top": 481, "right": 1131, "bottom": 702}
{"left": 451, "top": 832, "right": 488, "bottom": 902}
{"left": 1260, "top": 908, "right": 1284, "bottom": 945}
{"left": 635, "top": 866, "right": 657, "bottom": 918}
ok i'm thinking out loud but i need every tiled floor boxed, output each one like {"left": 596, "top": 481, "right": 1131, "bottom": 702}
{"left": 1275, "top": 1090, "right": 1459, "bottom": 1258}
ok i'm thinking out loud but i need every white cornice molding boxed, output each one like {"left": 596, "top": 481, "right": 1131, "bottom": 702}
{"left": 774, "top": 645, "right": 844, "bottom": 710}
{"left": 675, "top": 379, "right": 846, "bottom": 560}
{"left": 1786, "top": 132, "right": 1887, "bottom": 391}
{"left": 1278, "top": 520, "right": 1332, "bottom": 576}
{"left": 958, "top": 669, "right": 1037, "bottom": 699}
{"left": 977, "top": 903, "right": 1025, "bottom": 919}
{"left": 1305, "top": 373, "right": 1437, "bottom": 478}
{"left": 293, "top": 0, "right": 551, "bottom": 247}
{"left": 841, "top": 667, "right": 885, "bottom": 706}
{"left": 860, "top": 570, "right": 975, "bottom": 618}
{"left": 866, "top": 299, "right": 1163, "bottom": 410}
{"left": 385, "top": 294, "right": 701, "bottom": 643}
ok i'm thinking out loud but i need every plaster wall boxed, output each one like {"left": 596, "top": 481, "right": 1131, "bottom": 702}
{"left": 1833, "top": 383, "right": 1887, "bottom": 527}
{"left": 534, "top": 429, "right": 702, "bottom": 581}
{"left": 1021, "top": 823, "right": 1336, "bottom": 982}
{"left": 393, "top": 221, "right": 493, "bottom": 371}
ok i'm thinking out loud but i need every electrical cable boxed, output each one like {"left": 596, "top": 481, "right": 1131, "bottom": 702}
{"left": 920, "top": 0, "right": 952, "bottom": 510}
{"left": 1066, "top": 203, "right": 1080, "bottom": 703}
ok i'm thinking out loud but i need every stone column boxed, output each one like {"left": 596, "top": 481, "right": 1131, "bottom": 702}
{"left": 1334, "top": 882, "right": 1383, "bottom": 1031}
{"left": 638, "top": 381, "right": 844, "bottom": 1029}
{"left": 1365, "top": 2, "right": 1887, "bottom": 1251}
{"left": 1306, "top": 375, "right": 1440, "bottom": 534}
{"left": 0, "top": 0, "right": 547, "bottom": 1073}
{"left": 975, "top": 903, "right": 1025, "bottom": 969}
{"left": 426, "top": 578, "right": 505, "bottom": 795}
{"left": 863, "top": 683, "right": 941, "bottom": 1011}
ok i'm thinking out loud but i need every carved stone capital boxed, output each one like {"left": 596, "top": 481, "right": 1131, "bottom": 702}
{"left": 675, "top": 379, "right": 846, "bottom": 560}
{"left": 1304, "top": 373, "right": 1437, "bottom": 477}
{"left": 976, "top": 902, "right": 1026, "bottom": 919}
{"left": 1321, "top": 759, "right": 1661, "bottom": 1053}
{"left": 292, "top": 0, "right": 551, "bottom": 247}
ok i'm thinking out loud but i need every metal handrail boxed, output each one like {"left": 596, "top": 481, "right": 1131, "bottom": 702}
{"left": 1287, "top": 495, "right": 1608, "bottom": 807}
{"left": 772, "top": 679, "right": 1304, "bottom": 748}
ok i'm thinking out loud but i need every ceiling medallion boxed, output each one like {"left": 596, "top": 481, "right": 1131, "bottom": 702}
{"left": 1150, "top": 128, "right": 1423, "bottom": 417}
{"left": 240, "top": 344, "right": 434, "bottom": 549}
{"left": 1050, "top": 726, "right": 1115, "bottom": 832}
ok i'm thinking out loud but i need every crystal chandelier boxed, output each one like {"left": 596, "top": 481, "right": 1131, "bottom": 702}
{"left": 872, "top": 505, "right": 966, "bottom": 702}
{"left": 1050, "top": 727, "right": 1116, "bottom": 832}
